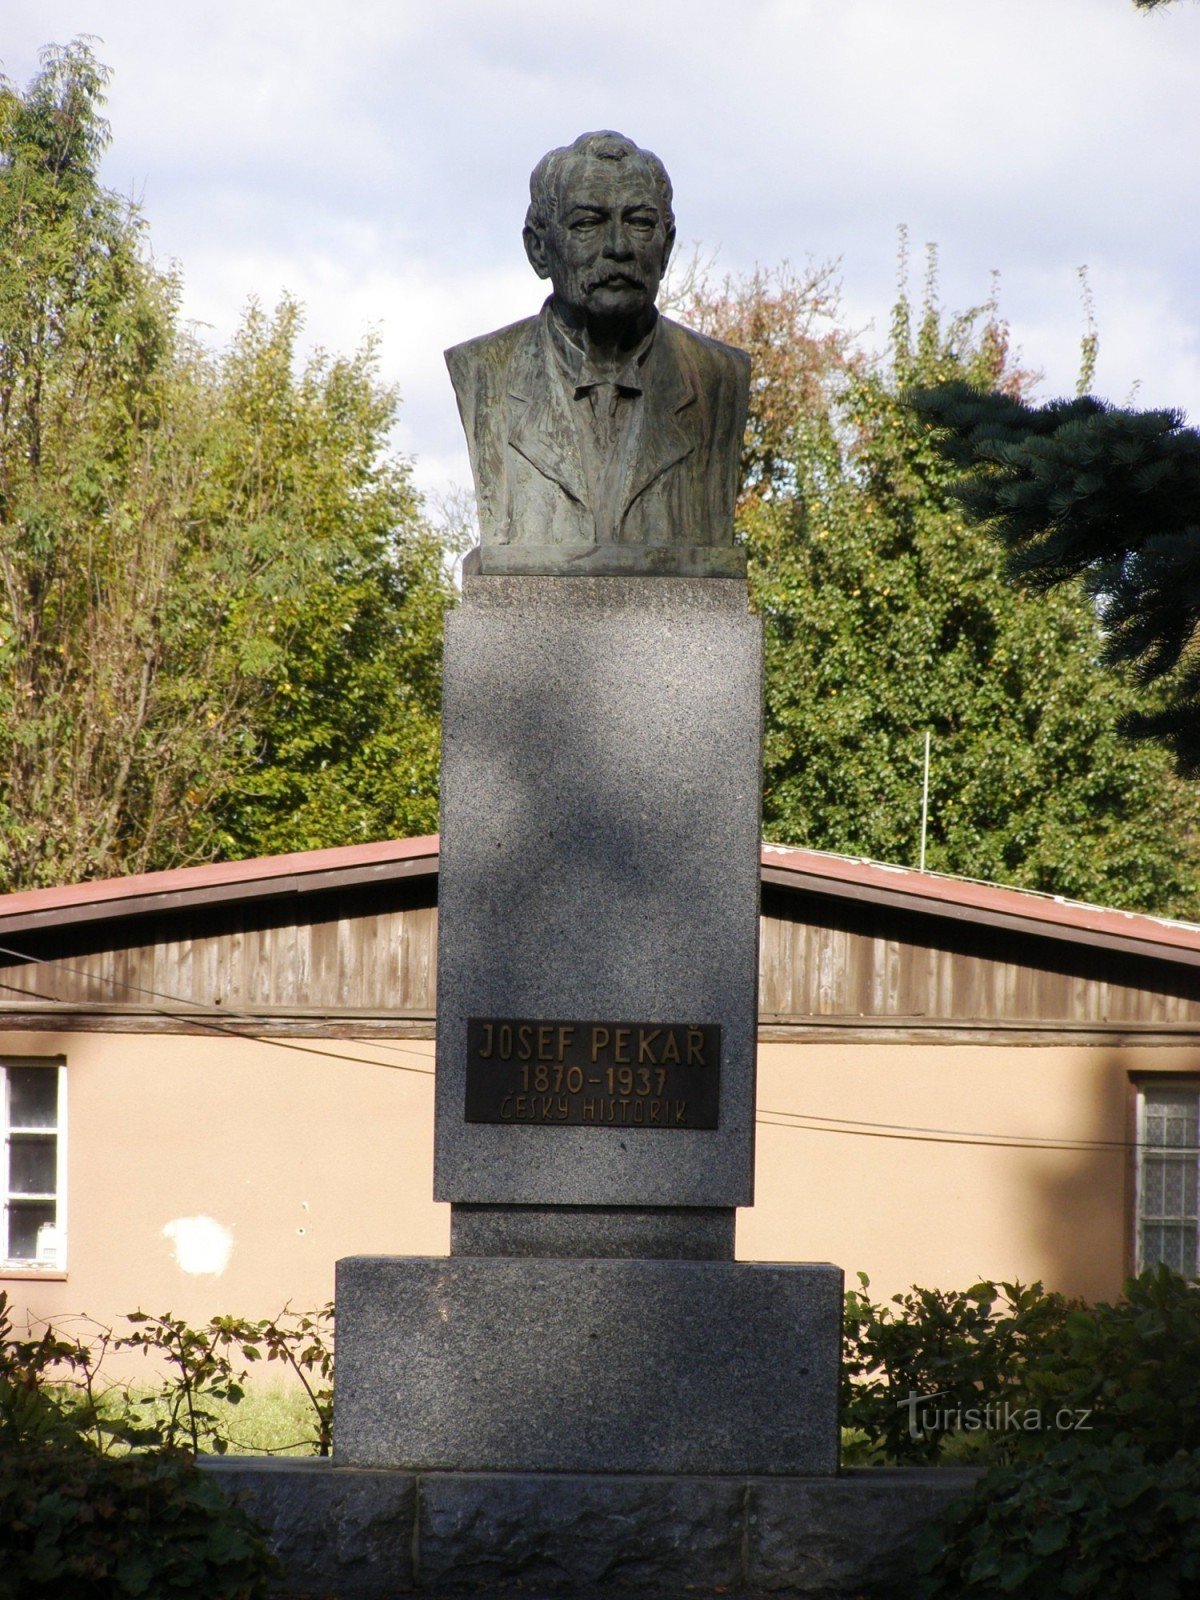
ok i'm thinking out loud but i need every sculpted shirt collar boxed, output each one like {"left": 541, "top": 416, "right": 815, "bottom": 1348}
{"left": 544, "top": 300, "right": 659, "bottom": 396}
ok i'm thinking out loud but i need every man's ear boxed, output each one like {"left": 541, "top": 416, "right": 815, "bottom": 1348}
{"left": 660, "top": 225, "right": 676, "bottom": 276}
{"left": 524, "top": 224, "right": 551, "bottom": 280}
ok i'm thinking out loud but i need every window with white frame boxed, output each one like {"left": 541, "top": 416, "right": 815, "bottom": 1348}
{"left": 1136, "top": 1081, "right": 1199, "bottom": 1278}
{"left": 2, "top": 1057, "right": 66, "bottom": 1271}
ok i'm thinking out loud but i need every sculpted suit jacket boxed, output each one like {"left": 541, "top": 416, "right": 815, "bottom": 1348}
{"left": 446, "top": 304, "right": 750, "bottom": 549}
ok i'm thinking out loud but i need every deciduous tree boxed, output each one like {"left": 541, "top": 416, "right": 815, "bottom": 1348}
{"left": 910, "top": 382, "right": 1200, "bottom": 779}
{"left": 0, "top": 41, "right": 451, "bottom": 890}
{"left": 674, "top": 250, "right": 1200, "bottom": 914}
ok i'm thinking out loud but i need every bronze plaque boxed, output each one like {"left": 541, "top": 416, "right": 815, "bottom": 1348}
{"left": 464, "top": 1019, "right": 720, "bottom": 1129}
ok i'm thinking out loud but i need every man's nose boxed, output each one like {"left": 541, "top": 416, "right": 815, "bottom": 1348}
{"left": 601, "top": 219, "right": 634, "bottom": 258}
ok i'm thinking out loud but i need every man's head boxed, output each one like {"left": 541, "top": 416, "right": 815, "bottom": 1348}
{"left": 523, "top": 132, "right": 675, "bottom": 333}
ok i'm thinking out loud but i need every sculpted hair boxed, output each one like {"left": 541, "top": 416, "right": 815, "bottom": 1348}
{"left": 526, "top": 131, "right": 675, "bottom": 235}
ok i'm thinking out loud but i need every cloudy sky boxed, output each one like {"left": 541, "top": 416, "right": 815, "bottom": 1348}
{"left": 6, "top": 0, "right": 1199, "bottom": 505}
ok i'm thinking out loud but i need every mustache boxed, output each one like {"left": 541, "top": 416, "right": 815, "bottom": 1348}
{"left": 585, "top": 271, "right": 646, "bottom": 291}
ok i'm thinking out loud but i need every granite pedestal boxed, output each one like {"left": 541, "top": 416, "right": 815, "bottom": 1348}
{"left": 334, "top": 1256, "right": 841, "bottom": 1475}
{"left": 207, "top": 1458, "right": 980, "bottom": 1599}
{"left": 434, "top": 575, "right": 763, "bottom": 1212}
{"left": 336, "top": 573, "right": 841, "bottom": 1485}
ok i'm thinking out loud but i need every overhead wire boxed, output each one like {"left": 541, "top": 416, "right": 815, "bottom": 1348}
{"left": 0, "top": 938, "right": 1196, "bottom": 1150}
{"left": 0, "top": 942, "right": 436, "bottom": 1076}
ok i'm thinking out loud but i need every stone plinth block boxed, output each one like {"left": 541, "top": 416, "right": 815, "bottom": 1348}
{"left": 334, "top": 1255, "right": 841, "bottom": 1475}
{"left": 450, "top": 1202, "right": 735, "bottom": 1259}
{"left": 204, "top": 1459, "right": 980, "bottom": 1600}
{"left": 435, "top": 575, "right": 763, "bottom": 1208}
{"left": 202, "top": 1457, "right": 414, "bottom": 1600}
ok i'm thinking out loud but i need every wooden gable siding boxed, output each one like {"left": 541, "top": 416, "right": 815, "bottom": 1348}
{"left": 0, "top": 882, "right": 437, "bottom": 1029}
{"left": 0, "top": 877, "right": 1198, "bottom": 1035}
{"left": 758, "top": 887, "right": 1200, "bottom": 1030}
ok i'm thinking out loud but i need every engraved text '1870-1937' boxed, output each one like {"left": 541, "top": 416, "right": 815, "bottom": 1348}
{"left": 464, "top": 1019, "right": 720, "bottom": 1129}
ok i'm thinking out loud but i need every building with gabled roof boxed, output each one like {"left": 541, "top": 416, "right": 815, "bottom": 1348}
{"left": 1, "top": 835, "right": 1198, "bottom": 1343}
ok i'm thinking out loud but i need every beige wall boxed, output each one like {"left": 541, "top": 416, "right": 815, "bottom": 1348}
{"left": 4, "top": 1029, "right": 1198, "bottom": 1364}
{"left": 0, "top": 1029, "right": 445, "bottom": 1366}
{"left": 741, "top": 1040, "right": 1181, "bottom": 1302}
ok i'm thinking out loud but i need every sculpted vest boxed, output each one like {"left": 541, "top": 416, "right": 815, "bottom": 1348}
{"left": 446, "top": 305, "right": 749, "bottom": 551}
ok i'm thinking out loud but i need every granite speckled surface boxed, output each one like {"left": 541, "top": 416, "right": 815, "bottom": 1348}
{"left": 203, "top": 1457, "right": 414, "bottom": 1600}
{"left": 204, "top": 1459, "right": 980, "bottom": 1598}
{"left": 449, "top": 1202, "right": 735, "bottom": 1258}
{"left": 417, "top": 1470, "right": 743, "bottom": 1591}
{"left": 334, "top": 1255, "right": 841, "bottom": 1475}
{"left": 434, "top": 575, "right": 763, "bottom": 1209}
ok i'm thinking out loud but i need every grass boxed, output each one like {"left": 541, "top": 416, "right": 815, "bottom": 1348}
{"left": 185, "top": 1383, "right": 325, "bottom": 1456}
{"left": 58, "top": 1379, "right": 328, "bottom": 1457}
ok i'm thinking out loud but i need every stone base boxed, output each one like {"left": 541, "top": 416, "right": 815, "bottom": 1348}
{"left": 465, "top": 542, "right": 748, "bottom": 577}
{"left": 334, "top": 1255, "right": 841, "bottom": 1474}
{"left": 449, "top": 1203, "right": 735, "bottom": 1259}
{"left": 205, "top": 1459, "right": 980, "bottom": 1599}
{"left": 435, "top": 575, "right": 763, "bottom": 1209}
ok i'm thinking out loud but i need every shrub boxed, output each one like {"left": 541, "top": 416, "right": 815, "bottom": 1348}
{"left": 916, "top": 1438, "right": 1200, "bottom": 1599}
{"left": 841, "top": 1273, "right": 1074, "bottom": 1463}
{"left": 842, "top": 1265, "right": 1200, "bottom": 1465}
{"left": 117, "top": 1303, "right": 334, "bottom": 1456}
{"left": 0, "top": 1438, "right": 276, "bottom": 1600}
{"left": 1, "top": 1290, "right": 277, "bottom": 1598}
{"left": 1020, "top": 1263, "right": 1200, "bottom": 1458}
{"left": 0, "top": 1289, "right": 334, "bottom": 1457}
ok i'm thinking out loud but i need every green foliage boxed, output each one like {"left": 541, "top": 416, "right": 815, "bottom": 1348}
{"left": 0, "top": 1291, "right": 275, "bottom": 1599}
{"left": 916, "top": 1440, "right": 1200, "bottom": 1599}
{"left": 0, "top": 1441, "right": 276, "bottom": 1600}
{"left": 842, "top": 1265, "right": 1200, "bottom": 1468}
{"left": 0, "top": 41, "right": 451, "bottom": 890}
{"left": 1018, "top": 1263, "right": 1200, "bottom": 1458}
{"left": 118, "top": 1303, "right": 335, "bottom": 1457}
{"left": 842, "top": 1273, "right": 1075, "bottom": 1464}
{"left": 177, "top": 298, "right": 450, "bottom": 859}
{"left": 911, "top": 381, "right": 1200, "bottom": 778}
{"left": 1, "top": 1289, "right": 334, "bottom": 1458}
{"left": 677, "top": 248, "right": 1200, "bottom": 914}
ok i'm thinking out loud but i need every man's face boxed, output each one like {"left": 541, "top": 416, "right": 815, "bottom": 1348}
{"left": 529, "top": 156, "right": 674, "bottom": 327}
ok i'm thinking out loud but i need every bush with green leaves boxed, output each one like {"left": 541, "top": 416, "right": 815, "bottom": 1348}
{"left": 0, "top": 1439, "right": 276, "bottom": 1600}
{"left": 0, "top": 1292, "right": 276, "bottom": 1600}
{"left": 117, "top": 1303, "right": 334, "bottom": 1456}
{"left": 1, "top": 1289, "right": 335, "bottom": 1458}
{"left": 842, "top": 1264, "right": 1200, "bottom": 1465}
{"left": 841, "top": 1272, "right": 1075, "bottom": 1463}
{"left": 1019, "top": 1263, "right": 1200, "bottom": 1457}
{"left": 916, "top": 1438, "right": 1200, "bottom": 1599}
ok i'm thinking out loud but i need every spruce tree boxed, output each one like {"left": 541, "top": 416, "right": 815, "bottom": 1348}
{"left": 676, "top": 254, "right": 1200, "bottom": 915}
{"left": 911, "top": 384, "right": 1200, "bottom": 779}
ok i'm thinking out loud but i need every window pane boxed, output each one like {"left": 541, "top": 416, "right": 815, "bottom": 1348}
{"left": 1143, "top": 1153, "right": 1195, "bottom": 1219}
{"left": 1141, "top": 1086, "right": 1200, "bottom": 1277}
{"left": 8, "top": 1068, "right": 57, "bottom": 1129}
{"left": 6, "top": 1201, "right": 55, "bottom": 1262}
{"left": 1141, "top": 1220, "right": 1198, "bottom": 1276}
{"left": 9, "top": 1136, "right": 56, "bottom": 1196}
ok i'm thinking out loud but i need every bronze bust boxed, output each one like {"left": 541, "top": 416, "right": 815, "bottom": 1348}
{"left": 446, "top": 132, "right": 749, "bottom": 576}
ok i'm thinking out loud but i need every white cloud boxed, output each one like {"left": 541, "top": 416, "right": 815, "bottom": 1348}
{"left": 5, "top": 0, "right": 1199, "bottom": 462}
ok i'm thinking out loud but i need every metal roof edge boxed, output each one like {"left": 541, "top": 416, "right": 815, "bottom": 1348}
{"left": 760, "top": 842, "right": 1200, "bottom": 961}
{"left": 0, "top": 837, "right": 440, "bottom": 936}
{"left": 0, "top": 834, "right": 1197, "bottom": 965}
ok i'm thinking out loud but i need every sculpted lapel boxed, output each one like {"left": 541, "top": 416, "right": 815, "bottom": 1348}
{"left": 506, "top": 317, "right": 588, "bottom": 510}
{"left": 620, "top": 323, "right": 699, "bottom": 527}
